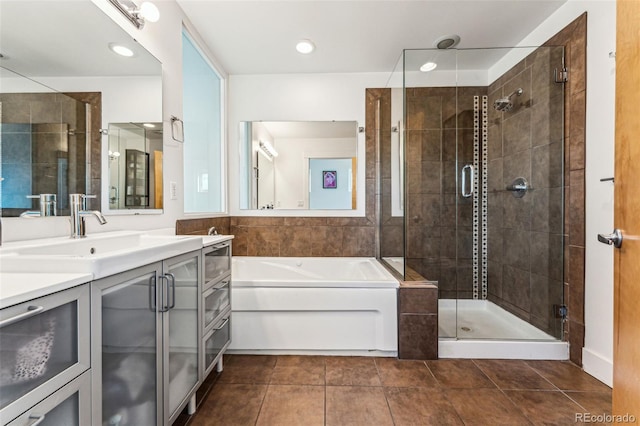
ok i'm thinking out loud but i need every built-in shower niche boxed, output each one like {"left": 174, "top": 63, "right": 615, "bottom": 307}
{"left": 390, "top": 45, "right": 565, "bottom": 347}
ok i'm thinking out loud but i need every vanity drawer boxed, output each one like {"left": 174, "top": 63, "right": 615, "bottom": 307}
{"left": 0, "top": 285, "right": 90, "bottom": 424}
{"left": 203, "top": 314, "right": 231, "bottom": 376}
{"left": 203, "top": 242, "right": 231, "bottom": 287}
{"left": 203, "top": 277, "right": 230, "bottom": 331}
{"left": 7, "top": 370, "right": 91, "bottom": 426}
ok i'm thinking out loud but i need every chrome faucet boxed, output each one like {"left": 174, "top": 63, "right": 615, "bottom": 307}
{"left": 69, "top": 194, "right": 107, "bottom": 238}
{"left": 20, "top": 194, "right": 58, "bottom": 217}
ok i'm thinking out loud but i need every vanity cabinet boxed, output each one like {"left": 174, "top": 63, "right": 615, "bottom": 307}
{"left": 0, "top": 284, "right": 90, "bottom": 425}
{"left": 201, "top": 241, "right": 232, "bottom": 378}
{"left": 91, "top": 250, "right": 201, "bottom": 426}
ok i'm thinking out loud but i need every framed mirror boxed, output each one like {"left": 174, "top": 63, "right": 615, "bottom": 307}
{"left": 0, "top": 0, "right": 162, "bottom": 217}
{"left": 239, "top": 121, "right": 358, "bottom": 210}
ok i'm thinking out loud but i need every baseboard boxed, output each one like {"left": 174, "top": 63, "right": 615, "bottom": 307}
{"left": 582, "top": 347, "right": 613, "bottom": 387}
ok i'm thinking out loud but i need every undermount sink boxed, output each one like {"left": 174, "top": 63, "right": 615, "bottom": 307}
{"left": 0, "top": 231, "right": 203, "bottom": 279}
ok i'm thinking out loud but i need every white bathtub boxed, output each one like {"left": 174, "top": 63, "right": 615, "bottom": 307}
{"left": 229, "top": 257, "right": 399, "bottom": 356}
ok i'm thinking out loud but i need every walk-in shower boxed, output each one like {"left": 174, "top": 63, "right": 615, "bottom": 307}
{"left": 380, "top": 45, "right": 568, "bottom": 359}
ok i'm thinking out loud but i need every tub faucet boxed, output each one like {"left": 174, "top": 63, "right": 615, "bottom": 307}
{"left": 69, "top": 193, "right": 107, "bottom": 239}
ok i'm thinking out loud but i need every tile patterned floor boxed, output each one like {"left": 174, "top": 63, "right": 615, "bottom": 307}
{"left": 180, "top": 355, "right": 612, "bottom": 426}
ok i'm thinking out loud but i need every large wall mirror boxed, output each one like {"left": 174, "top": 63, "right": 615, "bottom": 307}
{"left": 239, "top": 121, "right": 358, "bottom": 210}
{"left": 0, "top": 1, "right": 162, "bottom": 217}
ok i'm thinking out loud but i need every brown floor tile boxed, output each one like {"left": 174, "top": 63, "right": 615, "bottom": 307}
{"left": 326, "top": 386, "right": 394, "bottom": 426}
{"left": 474, "top": 359, "right": 556, "bottom": 390}
{"left": 326, "top": 365, "right": 381, "bottom": 386}
{"left": 375, "top": 358, "right": 438, "bottom": 388}
{"left": 256, "top": 385, "right": 324, "bottom": 426}
{"left": 565, "top": 390, "right": 612, "bottom": 414}
{"left": 189, "top": 384, "right": 266, "bottom": 426}
{"left": 426, "top": 359, "right": 495, "bottom": 388}
{"left": 217, "top": 366, "right": 273, "bottom": 384}
{"left": 225, "top": 354, "right": 277, "bottom": 368}
{"left": 505, "top": 390, "right": 586, "bottom": 425}
{"left": 325, "top": 356, "right": 377, "bottom": 368}
{"left": 446, "top": 388, "right": 532, "bottom": 425}
{"left": 269, "top": 366, "right": 325, "bottom": 385}
{"left": 526, "top": 361, "right": 610, "bottom": 391}
{"left": 385, "top": 387, "right": 464, "bottom": 425}
{"left": 276, "top": 355, "right": 326, "bottom": 368}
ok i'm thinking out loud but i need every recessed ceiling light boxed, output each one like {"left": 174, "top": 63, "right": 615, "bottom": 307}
{"left": 296, "top": 39, "right": 315, "bottom": 54}
{"left": 143, "top": 123, "right": 155, "bottom": 128}
{"left": 433, "top": 34, "right": 461, "bottom": 50}
{"left": 420, "top": 62, "right": 438, "bottom": 72}
{"left": 109, "top": 43, "right": 134, "bottom": 57}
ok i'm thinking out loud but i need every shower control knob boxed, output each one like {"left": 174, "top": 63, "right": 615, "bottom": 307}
{"left": 597, "top": 229, "right": 623, "bottom": 248}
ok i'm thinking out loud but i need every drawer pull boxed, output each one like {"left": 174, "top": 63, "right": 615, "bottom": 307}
{"left": 27, "top": 414, "right": 46, "bottom": 426}
{"left": 214, "top": 318, "right": 229, "bottom": 330}
{"left": 0, "top": 305, "right": 45, "bottom": 328}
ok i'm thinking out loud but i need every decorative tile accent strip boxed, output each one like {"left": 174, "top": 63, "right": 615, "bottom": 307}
{"left": 473, "top": 96, "right": 480, "bottom": 300}
{"left": 482, "top": 95, "right": 489, "bottom": 300}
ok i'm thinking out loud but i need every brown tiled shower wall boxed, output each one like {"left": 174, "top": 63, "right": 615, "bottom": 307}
{"left": 545, "top": 14, "right": 587, "bottom": 366}
{"left": 485, "top": 46, "right": 565, "bottom": 338}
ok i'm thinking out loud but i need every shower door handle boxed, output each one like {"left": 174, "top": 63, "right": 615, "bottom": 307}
{"left": 461, "top": 164, "right": 474, "bottom": 198}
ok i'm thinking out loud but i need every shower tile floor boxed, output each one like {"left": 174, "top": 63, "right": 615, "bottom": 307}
{"left": 176, "top": 355, "right": 611, "bottom": 426}
{"left": 438, "top": 299, "right": 556, "bottom": 340}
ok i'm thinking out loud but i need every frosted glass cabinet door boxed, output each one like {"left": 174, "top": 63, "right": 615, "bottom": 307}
{"left": 164, "top": 252, "right": 200, "bottom": 423}
{"left": 0, "top": 285, "right": 90, "bottom": 424}
{"left": 92, "top": 263, "right": 162, "bottom": 426}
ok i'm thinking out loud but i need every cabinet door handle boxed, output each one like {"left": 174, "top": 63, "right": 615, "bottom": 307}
{"left": 148, "top": 276, "right": 157, "bottom": 312}
{"left": 166, "top": 273, "right": 176, "bottom": 310}
{"left": 27, "top": 414, "right": 46, "bottom": 426}
{"left": 0, "top": 305, "right": 44, "bottom": 328}
{"left": 214, "top": 318, "right": 229, "bottom": 330}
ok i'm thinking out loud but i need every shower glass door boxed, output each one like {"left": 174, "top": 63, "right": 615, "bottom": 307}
{"left": 403, "top": 46, "right": 565, "bottom": 341}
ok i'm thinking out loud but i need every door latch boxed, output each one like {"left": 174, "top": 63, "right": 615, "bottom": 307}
{"left": 597, "top": 229, "right": 623, "bottom": 248}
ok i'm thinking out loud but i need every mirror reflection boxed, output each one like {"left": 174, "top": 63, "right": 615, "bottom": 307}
{"left": 0, "top": 0, "right": 163, "bottom": 217}
{"left": 107, "top": 123, "right": 163, "bottom": 210}
{"left": 241, "top": 121, "right": 358, "bottom": 210}
{"left": 0, "top": 71, "right": 90, "bottom": 217}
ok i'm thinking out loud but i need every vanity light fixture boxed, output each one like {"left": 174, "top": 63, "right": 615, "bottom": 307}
{"left": 107, "top": 0, "right": 160, "bottom": 30}
{"left": 296, "top": 39, "right": 315, "bottom": 54}
{"left": 258, "top": 140, "right": 278, "bottom": 161}
{"left": 419, "top": 62, "right": 438, "bottom": 72}
{"left": 143, "top": 123, "right": 155, "bottom": 128}
{"left": 109, "top": 43, "right": 134, "bottom": 57}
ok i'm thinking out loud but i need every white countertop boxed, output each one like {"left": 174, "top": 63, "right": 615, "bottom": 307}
{"left": 0, "top": 272, "right": 93, "bottom": 309}
{"left": 0, "top": 231, "right": 234, "bottom": 308}
{"left": 202, "top": 234, "right": 234, "bottom": 247}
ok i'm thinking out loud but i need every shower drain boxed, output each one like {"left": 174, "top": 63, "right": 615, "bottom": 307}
{"left": 460, "top": 326, "right": 472, "bottom": 332}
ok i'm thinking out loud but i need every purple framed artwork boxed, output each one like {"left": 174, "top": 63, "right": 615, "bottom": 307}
{"left": 323, "top": 170, "right": 337, "bottom": 188}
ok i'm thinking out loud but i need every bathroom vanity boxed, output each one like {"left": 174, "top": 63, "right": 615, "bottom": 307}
{"left": 0, "top": 232, "right": 233, "bottom": 426}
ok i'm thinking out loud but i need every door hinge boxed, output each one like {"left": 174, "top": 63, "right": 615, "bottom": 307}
{"left": 554, "top": 67, "right": 568, "bottom": 83}
{"left": 554, "top": 304, "right": 568, "bottom": 319}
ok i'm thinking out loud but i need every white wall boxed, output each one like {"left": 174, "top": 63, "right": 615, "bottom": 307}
{"left": 508, "top": 0, "right": 615, "bottom": 385}
{"left": 228, "top": 72, "right": 390, "bottom": 217}
{"left": 3, "top": 0, "right": 227, "bottom": 242}
{"left": 273, "top": 137, "right": 357, "bottom": 209}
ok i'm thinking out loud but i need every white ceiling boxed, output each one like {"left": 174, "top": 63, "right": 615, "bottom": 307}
{"left": 0, "top": 1, "right": 161, "bottom": 78}
{"left": 177, "top": 0, "right": 568, "bottom": 75}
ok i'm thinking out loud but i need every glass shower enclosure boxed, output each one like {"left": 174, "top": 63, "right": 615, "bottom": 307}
{"left": 381, "top": 46, "right": 565, "bottom": 342}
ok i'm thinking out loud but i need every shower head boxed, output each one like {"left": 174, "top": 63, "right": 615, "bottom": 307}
{"left": 493, "top": 88, "right": 524, "bottom": 112}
